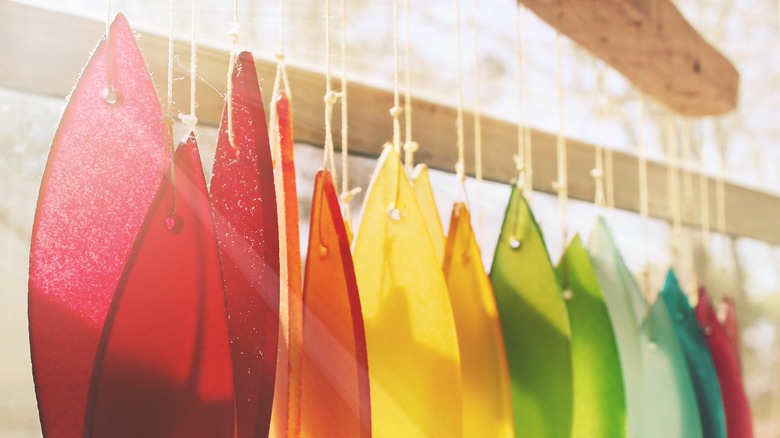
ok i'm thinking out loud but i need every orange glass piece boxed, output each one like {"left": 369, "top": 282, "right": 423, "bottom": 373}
{"left": 298, "top": 170, "right": 371, "bottom": 437}
{"left": 269, "top": 90, "right": 303, "bottom": 437}
{"left": 352, "top": 147, "right": 462, "bottom": 437}
{"left": 87, "top": 138, "right": 234, "bottom": 437}
{"left": 412, "top": 164, "right": 446, "bottom": 264}
{"left": 210, "top": 51, "right": 279, "bottom": 438}
{"left": 442, "top": 203, "right": 513, "bottom": 437}
{"left": 28, "top": 14, "right": 165, "bottom": 437}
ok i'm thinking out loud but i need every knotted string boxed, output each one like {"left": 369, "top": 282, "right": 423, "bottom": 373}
{"left": 166, "top": 0, "right": 178, "bottom": 214}
{"left": 178, "top": 0, "right": 198, "bottom": 136}
{"left": 454, "top": 0, "right": 468, "bottom": 199}
{"left": 552, "top": 30, "right": 568, "bottom": 251}
{"left": 402, "top": 0, "right": 418, "bottom": 173}
{"left": 339, "top": 0, "right": 360, "bottom": 220}
{"left": 226, "top": 0, "right": 240, "bottom": 151}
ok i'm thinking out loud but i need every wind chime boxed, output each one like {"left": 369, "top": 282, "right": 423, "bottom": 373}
{"left": 26, "top": 0, "right": 754, "bottom": 437}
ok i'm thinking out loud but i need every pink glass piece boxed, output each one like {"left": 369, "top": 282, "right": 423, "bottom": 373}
{"left": 298, "top": 170, "right": 371, "bottom": 437}
{"left": 722, "top": 296, "right": 741, "bottom": 366}
{"left": 210, "top": 51, "right": 280, "bottom": 438}
{"left": 28, "top": 14, "right": 165, "bottom": 437}
{"left": 87, "top": 137, "right": 234, "bottom": 438}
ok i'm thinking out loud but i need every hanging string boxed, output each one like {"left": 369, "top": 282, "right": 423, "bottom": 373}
{"left": 402, "top": 0, "right": 418, "bottom": 173}
{"left": 269, "top": 0, "right": 292, "bottom": 170}
{"left": 592, "top": 59, "right": 606, "bottom": 208}
{"left": 322, "top": 0, "right": 339, "bottom": 179}
{"left": 472, "top": 0, "right": 483, "bottom": 201}
{"left": 637, "top": 94, "right": 651, "bottom": 300}
{"left": 226, "top": 0, "right": 240, "bottom": 151}
{"left": 514, "top": 4, "right": 525, "bottom": 191}
{"left": 390, "top": 0, "right": 402, "bottom": 155}
{"left": 698, "top": 123, "right": 711, "bottom": 254}
{"left": 552, "top": 30, "right": 568, "bottom": 250}
{"left": 715, "top": 134, "right": 728, "bottom": 289}
{"left": 681, "top": 119, "right": 698, "bottom": 291}
{"left": 104, "top": 0, "right": 115, "bottom": 102}
{"left": 339, "top": 0, "right": 360, "bottom": 217}
{"left": 178, "top": 0, "right": 198, "bottom": 135}
{"left": 665, "top": 114, "right": 683, "bottom": 273}
{"left": 454, "top": 0, "right": 467, "bottom": 192}
{"left": 166, "top": 0, "right": 178, "bottom": 214}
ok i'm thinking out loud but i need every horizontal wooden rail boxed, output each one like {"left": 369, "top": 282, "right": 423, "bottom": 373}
{"left": 1, "top": 1, "right": 776, "bottom": 243}
{"left": 518, "top": 0, "right": 739, "bottom": 116}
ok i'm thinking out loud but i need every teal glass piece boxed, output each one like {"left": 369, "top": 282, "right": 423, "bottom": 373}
{"left": 644, "top": 296, "right": 704, "bottom": 438}
{"left": 490, "top": 186, "right": 573, "bottom": 438}
{"left": 588, "top": 217, "right": 703, "bottom": 438}
{"left": 557, "top": 235, "right": 626, "bottom": 438}
{"left": 661, "top": 271, "right": 726, "bottom": 438}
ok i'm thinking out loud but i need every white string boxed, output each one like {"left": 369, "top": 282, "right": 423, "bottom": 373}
{"left": 553, "top": 31, "right": 568, "bottom": 250}
{"left": 322, "top": 0, "right": 339, "bottom": 179}
{"left": 226, "top": 0, "right": 240, "bottom": 150}
{"left": 472, "top": 0, "right": 483, "bottom": 200}
{"left": 167, "top": 0, "right": 178, "bottom": 213}
{"left": 402, "top": 0, "right": 418, "bottom": 173}
{"left": 390, "top": 0, "right": 402, "bottom": 155}
{"left": 105, "top": 0, "right": 115, "bottom": 101}
{"left": 178, "top": 0, "right": 198, "bottom": 135}
{"left": 454, "top": 0, "right": 466, "bottom": 189}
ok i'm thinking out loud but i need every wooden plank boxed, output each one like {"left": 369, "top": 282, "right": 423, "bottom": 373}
{"left": 517, "top": 0, "right": 739, "bottom": 117}
{"left": 1, "top": 1, "right": 776, "bottom": 244}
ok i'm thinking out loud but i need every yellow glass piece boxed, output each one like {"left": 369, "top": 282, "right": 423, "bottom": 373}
{"left": 443, "top": 202, "right": 514, "bottom": 438}
{"left": 412, "top": 164, "right": 446, "bottom": 264}
{"left": 353, "top": 147, "right": 463, "bottom": 438}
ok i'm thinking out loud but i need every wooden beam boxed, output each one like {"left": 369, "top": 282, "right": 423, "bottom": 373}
{"left": 1, "top": 1, "right": 776, "bottom": 244}
{"left": 517, "top": 0, "right": 739, "bottom": 117}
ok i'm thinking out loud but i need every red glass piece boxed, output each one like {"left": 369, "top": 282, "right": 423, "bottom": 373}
{"left": 87, "top": 137, "right": 234, "bottom": 437}
{"left": 722, "top": 296, "right": 741, "bottom": 366}
{"left": 210, "top": 51, "right": 280, "bottom": 438}
{"left": 270, "top": 90, "right": 304, "bottom": 435}
{"left": 695, "top": 288, "right": 754, "bottom": 438}
{"left": 299, "top": 170, "right": 371, "bottom": 437}
{"left": 28, "top": 14, "right": 165, "bottom": 437}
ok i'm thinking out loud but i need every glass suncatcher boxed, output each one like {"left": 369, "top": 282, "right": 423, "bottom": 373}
{"left": 588, "top": 218, "right": 703, "bottom": 438}
{"left": 661, "top": 271, "right": 726, "bottom": 438}
{"left": 298, "top": 170, "right": 371, "bottom": 437}
{"left": 442, "top": 202, "right": 513, "bottom": 437}
{"left": 489, "top": 186, "right": 573, "bottom": 438}
{"left": 352, "top": 146, "right": 463, "bottom": 437}
{"left": 28, "top": 14, "right": 165, "bottom": 437}
{"left": 412, "top": 164, "right": 446, "bottom": 264}
{"left": 209, "top": 51, "right": 280, "bottom": 438}
{"left": 557, "top": 235, "right": 626, "bottom": 438}
{"left": 87, "top": 138, "right": 234, "bottom": 437}
{"left": 696, "top": 289, "right": 755, "bottom": 438}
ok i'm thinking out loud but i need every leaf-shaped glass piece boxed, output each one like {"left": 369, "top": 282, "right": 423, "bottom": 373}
{"left": 556, "top": 235, "right": 626, "bottom": 438}
{"left": 644, "top": 295, "right": 704, "bottom": 438}
{"left": 661, "top": 271, "right": 726, "bottom": 438}
{"left": 352, "top": 146, "right": 462, "bottom": 437}
{"left": 28, "top": 14, "right": 165, "bottom": 437}
{"left": 442, "top": 202, "right": 513, "bottom": 437}
{"left": 269, "top": 90, "right": 303, "bottom": 437}
{"left": 589, "top": 218, "right": 703, "bottom": 438}
{"left": 587, "top": 217, "right": 645, "bottom": 437}
{"left": 299, "top": 170, "right": 371, "bottom": 437}
{"left": 412, "top": 164, "right": 446, "bottom": 264}
{"left": 722, "top": 296, "right": 742, "bottom": 366}
{"left": 209, "top": 51, "right": 280, "bottom": 438}
{"left": 695, "top": 289, "right": 754, "bottom": 438}
{"left": 87, "top": 137, "right": 234, "bottom": 438}
{"left": 489, "top": 186, "right": 573, "bottom": 438}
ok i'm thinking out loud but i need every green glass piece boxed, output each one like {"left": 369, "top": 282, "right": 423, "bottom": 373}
{"left": 588, "top": 217, "right": 703, "bottom": 438}
{"left": 557, "top": 235, "right": 626, "bottom": 438}
{"left": 490, "top": 186, "right": 573, "bottom": 438}
{"left": 661, "top": 271, "right": 726, "bottom": 438}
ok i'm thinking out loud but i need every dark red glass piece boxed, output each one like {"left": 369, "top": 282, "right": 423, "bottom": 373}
{"left": 86, "top": 137, "right": 234, "bottom": 437}
{"left": 209, "top": 51, "right": 280, "bottom": 438}
{"left": 695, "top": 288, "right": 754, "bottom": 438}
{"left": 722, "top": 296, "right": 741, "bottom": 367}
{"left": 28, "top": 14, "right": 165, "bottom": 437}
{"left": 299, "top": 170, "right": 371, "bottom": 437}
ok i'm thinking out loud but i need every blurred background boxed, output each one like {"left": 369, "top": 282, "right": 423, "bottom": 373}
{"left": 2, "top": 0, "right": 780, "bottom": 436}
